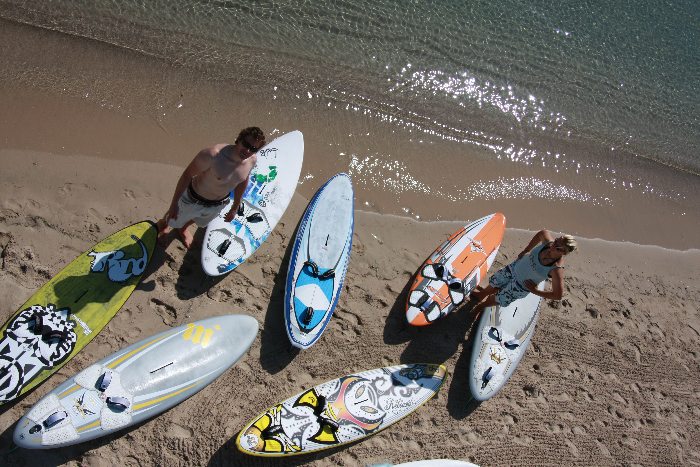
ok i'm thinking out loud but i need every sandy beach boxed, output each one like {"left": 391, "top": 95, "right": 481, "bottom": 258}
{"left": 1, "top": 8, "right": 699, "bottom": 465}
{"left": 0, "top": 148, "right": 699, "bottom": 466}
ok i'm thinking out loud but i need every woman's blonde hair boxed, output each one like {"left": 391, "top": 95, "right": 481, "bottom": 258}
{"left": 561, "top": 234, "right": 577, "bottom": 253}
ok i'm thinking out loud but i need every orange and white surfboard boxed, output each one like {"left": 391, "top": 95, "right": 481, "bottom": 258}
{"left": 406, "top": 213, "right": 505, "bottom": 326}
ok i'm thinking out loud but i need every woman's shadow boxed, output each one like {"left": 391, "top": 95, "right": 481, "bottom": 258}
{"left": 382, "top": 274, "right": 485, "bottom": 420}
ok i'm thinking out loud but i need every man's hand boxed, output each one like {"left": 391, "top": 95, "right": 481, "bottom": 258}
{"left": 166, "top": 204, "right": 179, "bottom": 222}
{"left": 523, "top": 280, "right": 538, "bottom": 293}
{"left": 223, "top": 208, "right": 236, "bottom": 223}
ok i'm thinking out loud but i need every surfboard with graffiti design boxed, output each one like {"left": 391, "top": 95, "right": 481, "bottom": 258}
{"left": 0, "top": 221, "right": 157, "bottom": 405}
{"left": 236, "top": 363, "right": 447, "bottom": 457}
{"left": 406, "top": 213, "right": 505, "bottom": 326}
{"left": 201, "top": 131, "right": 304, "bottom": 276}
{"left": 13, "top": 314, "right": 258, "bottom": 448}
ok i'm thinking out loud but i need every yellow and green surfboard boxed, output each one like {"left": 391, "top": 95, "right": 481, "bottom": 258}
{"left": 0, "top": 221, "right": 157, "bottom": 404}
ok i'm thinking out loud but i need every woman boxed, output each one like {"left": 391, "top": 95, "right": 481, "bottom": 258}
{"left": 471, "top": 230, "right": 577, "bottom": 308}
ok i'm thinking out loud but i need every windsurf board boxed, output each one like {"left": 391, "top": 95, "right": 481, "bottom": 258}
{"left": 468, "top": 282, "right": 544, "bottom": 401}
{"left": 406, "top": 213, "right": 505, "bottom": 326}
{"left": 285, "top": 173, "right": 354, "bottom": 349}
{"left": 0, "top": 221, "right": 157, "bottom": 404}
{"left": 13, "top": 314, "right": 258, "bottom": 448}
{"left": 201, "top": 131, "right": 304, "bottom": 276}
{"left": 236, "top": 363, "right": 447, "bottom": 457}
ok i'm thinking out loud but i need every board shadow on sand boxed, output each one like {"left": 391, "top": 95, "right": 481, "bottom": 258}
{"left": 381, "top": 275, "right": 420, "bottom": 346}
{"left": 258, "top": 223, "right": 303, "bottom": 375}
{"left": 396, "top": 301, "right": 485, "bottom": 420}
{"left": 445, "top": 314, "right": 485, "bottom": 420}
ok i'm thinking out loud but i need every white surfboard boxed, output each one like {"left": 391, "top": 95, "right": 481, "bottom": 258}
{"left": 468, "top": 282, "right": 544, "bottom": 401}
{"left": 202, "top": 131, "right": 304, "bottom": 276}
{"left": 14, "top": 315, "right": 258, "bottom": 448}
{"left": 285, "top": 173, "right": 354, "bottom": 349}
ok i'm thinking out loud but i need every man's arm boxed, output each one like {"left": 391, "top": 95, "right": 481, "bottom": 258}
{"left": 223, "top": 175, "right": 250, "bottom": 222}
{"left": 166, "top": 149, "right": 213, "bottom": 221}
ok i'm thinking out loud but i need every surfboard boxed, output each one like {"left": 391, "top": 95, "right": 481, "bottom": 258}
{"left": 406, "top": 213, "right": 505, "bottom": 326}
{"left": 201, "top": 131, "right": 304, "bottom": 276}
{"left": 0, "top": 221, "right": 157, "bottom": 405}
{"left": 468, "top": 282, "right": 544, "bottom": 401}
{"left": 285, "top": 173, "right": 354, "bottom": 349}
{"left": 236, "top": 363, "right": 447, "bottom": 457}
{"left": 13, "top": 314, "right": 258, "bottom": 448}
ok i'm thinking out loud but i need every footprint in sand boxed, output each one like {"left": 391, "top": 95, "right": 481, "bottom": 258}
{"left": 165, "top": 422, "right": 194, "bottom": 439}
{"left": 564, "top": 438, "right": 579, "bottom": 457}
{"left": 149, "top": 298, "right": 177, "bottom": 325}
{"left": 59, "top": 182, "right": 89, "bottom": 195}
{"left": 595, "top": 438, "right": 613, "bottom": 457}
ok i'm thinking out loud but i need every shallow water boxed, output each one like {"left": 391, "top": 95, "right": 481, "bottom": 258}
{"left": 0, "top": 1, "right": 698, "bottom": 248}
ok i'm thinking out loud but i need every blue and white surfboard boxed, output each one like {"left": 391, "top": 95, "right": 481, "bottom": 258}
{"left": 285, "top": 173, "right": 354, "bottom": 349}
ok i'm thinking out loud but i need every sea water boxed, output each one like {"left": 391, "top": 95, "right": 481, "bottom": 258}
{"left": 0, "top": 0, "right": 698, "bottom": 248}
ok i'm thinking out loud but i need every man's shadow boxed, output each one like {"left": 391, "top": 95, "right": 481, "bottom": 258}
{"left": 145, "top": 228, "right": 227, "bottom": 300}
{"left": 176, "top": 229, "right": 229, "bottom": 300}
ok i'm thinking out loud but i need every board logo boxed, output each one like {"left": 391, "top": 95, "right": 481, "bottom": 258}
{"left": 88, "top": 234, "right": 148, "bottom": 282}
{"left": 0, "top": 304, "right": 78, "bottom": 402}
{"left": 489, "top": 347, "right": 505, "bottom": 364}
{"left": 182, "top": 323, "right": 221, "bottom": 348}
{"left": 73, "top": 391, "right": 98, "bottom": 417}
{"left": 470, "top": 240, "right": 485, "bottom": 254}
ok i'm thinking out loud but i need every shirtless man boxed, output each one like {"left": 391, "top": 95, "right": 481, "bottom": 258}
{"left": 157, "top": 127, "right": 265, "bottom": 249}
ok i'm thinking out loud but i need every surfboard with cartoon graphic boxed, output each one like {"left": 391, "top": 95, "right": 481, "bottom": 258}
{"left": 0, "top": 221, "right": 157, "bottom": 404}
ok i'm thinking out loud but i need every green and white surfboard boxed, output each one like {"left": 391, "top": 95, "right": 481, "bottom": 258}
{"left": 0, "top": 221, "right": 157, "bottom": 404}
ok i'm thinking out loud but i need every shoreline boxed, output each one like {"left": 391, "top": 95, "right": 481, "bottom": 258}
{"left": 2, "top": 147, "right": 698, "bottom": 253}
{"left": 0, "top": 18, "right": 698, "bottom": 250}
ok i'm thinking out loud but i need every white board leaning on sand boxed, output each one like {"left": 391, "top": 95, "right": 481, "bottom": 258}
{"left": 14, "top": 315, "right": 258, "bottom": 448}
{"left": 202, "top": 130, "right": 304, "bottom": 276}
{"left": 468, "top": 282, "right": 544, "bottom": 401}
{"left": 285, "top": 173, "right": 354, "bottom": 349}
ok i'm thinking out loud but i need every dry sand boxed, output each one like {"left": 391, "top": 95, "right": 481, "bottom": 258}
{"left": 0, "top": 149, "right": 699, "bottom": 466}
